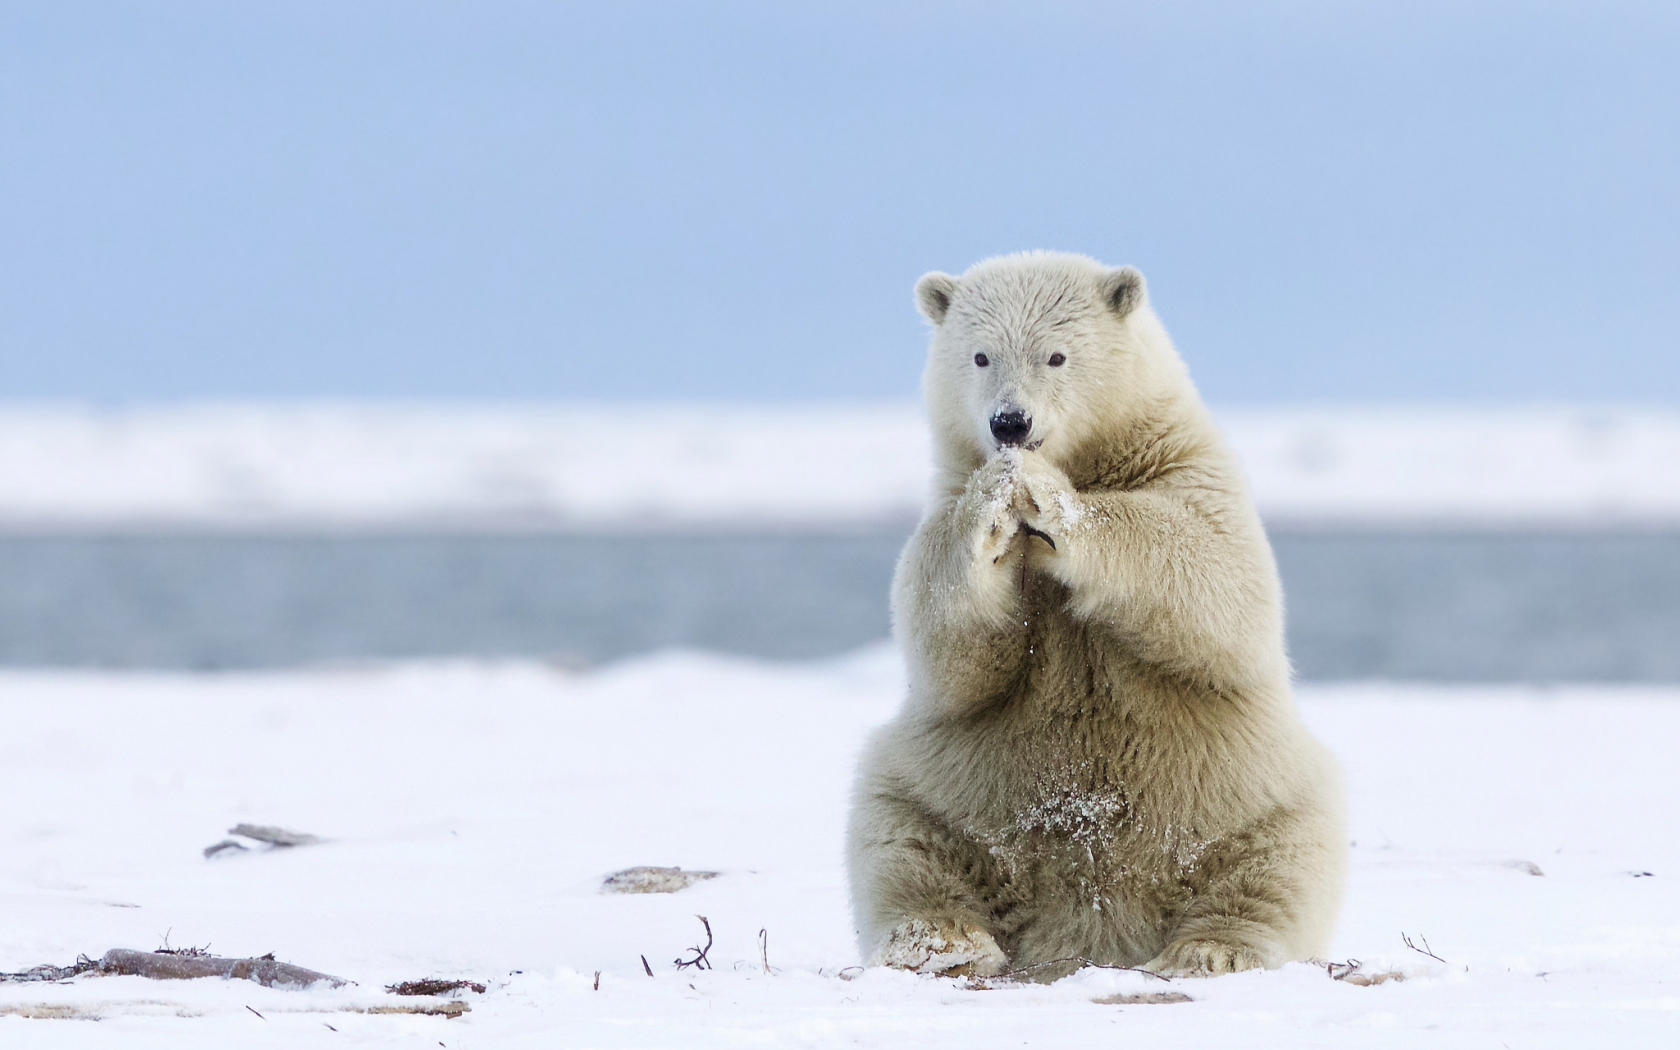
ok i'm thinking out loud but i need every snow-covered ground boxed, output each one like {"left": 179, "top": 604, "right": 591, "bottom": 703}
{"left": 2, "top": 403, "right": 1679, "bottom": 529}
{"left": 3, "top": 650, "right": 1676, "bottom": 1047}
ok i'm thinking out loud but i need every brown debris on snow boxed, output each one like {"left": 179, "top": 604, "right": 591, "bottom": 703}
{"left": 1323, "top": 959, "right": 1406, "bottom": 986}
{"left": 600, "top": 865, "right": 719, "bottom": 894}
{"left": 1092, "top": 991, "right": 1194, "bottom": 1004}
{"left": 386, "top": 978, "right": 486, "bottom": 997}
{"left": 0, "top": 1002, "right": 200, "bottom": 1019}
{"left": 1341, "top": 970, "right": 1405, "bottom": 987}
{"left": 204, "top": 824, "right": 326, "bottom": 859}
{"left": 228, "top": 824, "right": 325, "bottom": 847}
{"left": 5, "top": 949, "right": 350, "bottom": 991}
{"left": 361, "top": 1001, "right": 469, "bottom": 1018}
{"left": 98, "top": 948, "right": 348, "bottom": 989}
{"left": 0, "top": 956, "right": 102, "bottom": 983}
{"left": 2, "top": 1001, "right": 468, "bottom": 1021}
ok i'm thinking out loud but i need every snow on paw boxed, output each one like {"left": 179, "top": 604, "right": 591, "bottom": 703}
{"left": 1013, "top": 451, "right": 1079, "bottom": 553}
{"left": 964, "top": 451, "right": 1025, "bottom": 565}
{"left": 874, "top": 917, "right": 1008, "bottom": 977}
{"left": 1145, "top": 937, "right": 1269, "bottom": 977}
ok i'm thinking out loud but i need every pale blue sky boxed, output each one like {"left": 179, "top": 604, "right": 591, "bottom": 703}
{"left": 2, "top": 1, "right": 1676, "bottom": 403}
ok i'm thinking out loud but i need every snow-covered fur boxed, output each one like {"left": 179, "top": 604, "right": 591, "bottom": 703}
{"left": 847, "top": 251, "right": 1345, "bottom": 977}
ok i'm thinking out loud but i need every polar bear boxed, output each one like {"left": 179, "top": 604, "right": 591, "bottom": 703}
{"left": 846, "top": 251, "right": 1345, "bottom": 978}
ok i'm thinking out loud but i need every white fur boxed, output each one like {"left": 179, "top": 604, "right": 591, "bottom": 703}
{"left": 848, "top": 252, "right": 1345, "bottom": 977}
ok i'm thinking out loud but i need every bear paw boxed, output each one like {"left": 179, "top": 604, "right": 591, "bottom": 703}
{"left": 965, "top": 452, "right": 1026, "bottom": 565}
{"left": 1013, "top": 452, "right": 1080, "bottom": 552}
{"left": 875, "top": 917, "right": 1008, "bottom": 977}
{"left": 1144, "top": 937, "right": 1271, "bottom": 977}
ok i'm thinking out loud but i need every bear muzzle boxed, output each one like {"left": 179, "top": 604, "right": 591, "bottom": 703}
{"left": 989, "top": 411, "right": 1033, "bottom": 448}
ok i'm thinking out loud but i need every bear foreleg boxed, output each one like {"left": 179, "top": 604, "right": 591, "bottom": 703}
{"left": 892, "top": 455, "right": 1038, "bottom": 716}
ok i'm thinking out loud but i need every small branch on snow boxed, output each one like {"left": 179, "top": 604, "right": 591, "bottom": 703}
{"left": 673, "top": 916, "right": 713, "bottom": 971}
{"left": 1401, "top": 932, "right": 1447, "bottom": 965}
{"left": 154, "top": 929, "right": 211, "bottom": 957}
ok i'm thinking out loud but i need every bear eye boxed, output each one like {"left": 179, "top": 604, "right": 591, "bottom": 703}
{"left": 974, "top": 353, "right": 989, "bottom": 367}
{"left": 1047, "top": 353, "right": 1066, "bottom": 367}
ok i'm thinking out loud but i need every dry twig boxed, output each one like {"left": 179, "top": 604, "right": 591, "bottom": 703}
{"left": 673, "top": 916, "right": 713, "bottom": 971}
{"left": 1401, "top": 932, "right": 1447, "bottom": 965}
{"left": 1324, "top": 958, "right": 1361, "bottom": 980}
{"left": 155, "top": 930, "right": 211, "bottom": 958}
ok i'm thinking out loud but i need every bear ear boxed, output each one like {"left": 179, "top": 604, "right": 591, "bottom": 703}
{"left": 914, "top": 272, "right": 958, "bottom": 324}
{"left": 1100, "top": 266, "right": 1147, "bottom": 319}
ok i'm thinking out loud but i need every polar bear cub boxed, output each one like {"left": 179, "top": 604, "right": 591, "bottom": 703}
{"left": 846, "top": 251, "right": 1345, "bottom": 977}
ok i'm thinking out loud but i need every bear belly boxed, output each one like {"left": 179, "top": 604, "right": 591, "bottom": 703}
{"left": 927, "top": 645, "right": 1224, "bottom": 968}
{"left": 913, "top": 586, "right": 1243, "bottom": 968}
{"left": 954, "top": 776, "right": 1204, "bottom": 969}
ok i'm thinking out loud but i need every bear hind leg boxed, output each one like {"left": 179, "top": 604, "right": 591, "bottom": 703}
{"left": 847, "top": 789, "right": 1008, "bottom": 976}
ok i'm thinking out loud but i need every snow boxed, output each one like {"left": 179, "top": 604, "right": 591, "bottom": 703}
{"left": 1221, "top": 406, "right": 1680, "bottom": 526}
{"left": 2, "top": 403, "right": 1678, "bottom": 529}
{"left": 0, "top": 404, "right": 927, "bottom": 531}
{"left": 3, "top": 650, "right": 1676, "bottom": 1046}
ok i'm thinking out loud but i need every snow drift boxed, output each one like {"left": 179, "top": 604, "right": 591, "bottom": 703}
{"left": 1, "top": 403, "right": 1677, "bottom": 529}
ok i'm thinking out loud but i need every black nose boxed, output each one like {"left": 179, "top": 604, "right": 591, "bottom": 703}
{"left": 990, "top": 411, "right": 1032, "bottom": 447}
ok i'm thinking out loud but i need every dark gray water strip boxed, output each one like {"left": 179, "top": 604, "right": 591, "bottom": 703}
{"left": 0, "top": 530, "right": 1675, "bottom": 680}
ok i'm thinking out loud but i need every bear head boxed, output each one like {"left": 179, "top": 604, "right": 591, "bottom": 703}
{"left": 914, "top": 251, "right": 1191, "bottom": 474}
